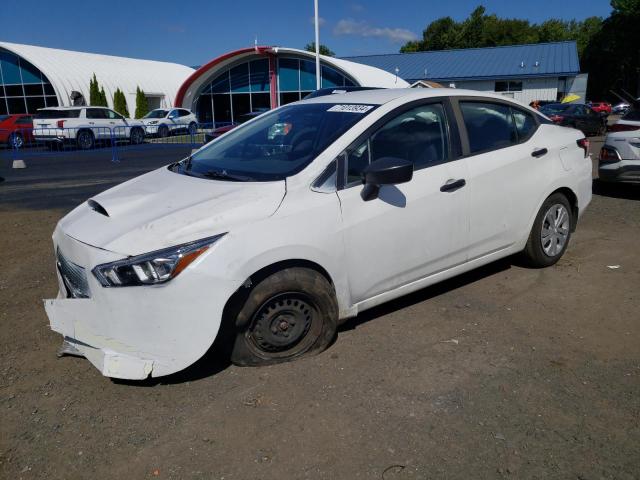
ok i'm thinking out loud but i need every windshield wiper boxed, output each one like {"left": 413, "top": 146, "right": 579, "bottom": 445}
{"left": 201, "top": 169, "right": 253, "bottom": 182}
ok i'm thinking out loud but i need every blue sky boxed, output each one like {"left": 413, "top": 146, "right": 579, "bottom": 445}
{"left": 4, "top": 0, "right": 612, "bottom": 66}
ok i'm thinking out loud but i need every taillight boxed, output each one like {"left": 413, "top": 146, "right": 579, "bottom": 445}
{"left": 608, "top": 123, "right": 640, "bottom": 132}
{"left": 599, "top": 146, "right": 620, "bottom": 164}
{"left": 550, "top": 115, "right": 564, "bottom": 123}
{"left": 57, "top": 120, "right": 65, "bottom": 128}
{"left": 577, "top": 138, "right": 590, "bottom": 158}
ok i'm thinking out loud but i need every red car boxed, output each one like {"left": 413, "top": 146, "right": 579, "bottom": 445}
{"left": 589, "top": 102, "right": 612, "bottom": 115}
{"left": 0, "top": 114, "right": 34, "bottom": 148}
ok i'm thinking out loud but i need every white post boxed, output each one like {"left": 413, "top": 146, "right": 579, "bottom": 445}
{"left": 314, "top": 0, "right": 321, "bottom": 90}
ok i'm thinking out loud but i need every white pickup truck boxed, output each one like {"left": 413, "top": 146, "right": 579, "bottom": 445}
{"left": 33, "top": 106, "right": 146, "bottom": 150}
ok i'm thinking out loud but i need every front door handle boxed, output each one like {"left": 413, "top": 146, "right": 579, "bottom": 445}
{"left": 532, "top": 148, "right": 548, "bottom": 157}
{"left": 440, "top": 178, "right": 466, "bottom": 192}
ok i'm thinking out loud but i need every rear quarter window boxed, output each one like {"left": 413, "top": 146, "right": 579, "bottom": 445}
{"left": 35, "top": 109, "right": 81, "bottom": 119}
{"left": 460, "top": 102, "right": 517, "bottom": 154}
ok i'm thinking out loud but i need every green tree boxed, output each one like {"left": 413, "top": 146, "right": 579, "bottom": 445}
{"left": 304, "top": 42, "right": 335, "bottom": 56}
{"left": 89, "top": 74, "right": 109, "bottom": 107}
{"left": 134, "top": 87, "right": 149, "bottom": 119}
{"left": 89, "top": 73, "right": 100, "bottom": 106}
{"left": 113, "top": 88, "right": 130, "bottom": 117}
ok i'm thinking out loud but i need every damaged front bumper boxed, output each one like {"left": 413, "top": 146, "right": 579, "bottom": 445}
{"left": 44, "top": 227, "right": 239, "bottom": 380}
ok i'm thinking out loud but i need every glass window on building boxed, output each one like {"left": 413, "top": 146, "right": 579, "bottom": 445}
{"left": 0, "top": 48, "right": 59, "bottom": 115}
{"left": 193, "top": 56, "right": 357, "bottom": 125}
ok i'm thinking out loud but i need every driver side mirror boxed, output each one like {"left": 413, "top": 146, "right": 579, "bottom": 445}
{"left": 360, "top": 157, "right": 413, "bottom": 201}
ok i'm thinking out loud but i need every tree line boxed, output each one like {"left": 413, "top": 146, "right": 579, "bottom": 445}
{"left": 399, "top": 1, "right": 640, "bottom": 100}
{"left": 89, "top": 73, "right": 150, "bottom": 118}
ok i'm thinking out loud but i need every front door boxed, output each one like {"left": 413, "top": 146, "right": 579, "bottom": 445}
{"left": 337, "top": 101, "right": 469, "bottom": 304}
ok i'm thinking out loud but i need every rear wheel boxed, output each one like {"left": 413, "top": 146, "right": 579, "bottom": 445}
{"left": 76, "top": 130, "right": 94, "bottom": 150}
{"left": 522, "top": 193, "right": 573, "bottom": 267}
{"left": 230, "top": 268, "right": 338, "bottom": 366}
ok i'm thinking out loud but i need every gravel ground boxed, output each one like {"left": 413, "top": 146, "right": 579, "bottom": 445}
{"left": 0, "top": 141, "right": 638, "bottom": 480}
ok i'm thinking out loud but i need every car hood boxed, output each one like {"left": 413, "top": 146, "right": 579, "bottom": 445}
{"left": 58, "top": 166, "right": 286, "bottom": 256}
{"left": 139, "top": 118, "right": 166, "bottom": 124}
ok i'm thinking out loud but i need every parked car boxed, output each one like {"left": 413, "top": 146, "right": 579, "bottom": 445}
{"left": 32, "top": 107, "right": 146, "bottom": 150}
{"left": 140, "top": 108, "right": 198, "bottom": 137}
{"left": 0, "top": 114, "right": 34, "bottom": 148}
{"left": 612, "top": 102, "right": 631, "bottom": 115}
{"left": 204, "top": 111, "right": 265, "bottom": 143}
{"left": 599, "top": 108, "right": 640, "bottom": 183}
{"left": 539, "top": 103, "right": 606, "bottom": 136}
{"left": 44, "top": 88, "right": 592, "bottom": 379}
{"left": 588, "top": 101, "right": 612, "bottom": 116}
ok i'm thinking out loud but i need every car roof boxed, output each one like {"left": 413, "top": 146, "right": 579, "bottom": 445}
{"left": 299, "top": 87, "right": 534, "bottom": 108}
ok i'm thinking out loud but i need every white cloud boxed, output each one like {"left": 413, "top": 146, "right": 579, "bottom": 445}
{"left": 350, "top": 3, "right": 365, "bottom": 12}
{"left": 333, "top": 19, "right": 417, "bottom": 43}
{"left": 309, "top": 16, "right": 326, "bottom": 27}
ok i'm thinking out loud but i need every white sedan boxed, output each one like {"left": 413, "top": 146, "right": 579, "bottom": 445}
{"left": 44, "top": 89, "right": 592, "bottom": 379}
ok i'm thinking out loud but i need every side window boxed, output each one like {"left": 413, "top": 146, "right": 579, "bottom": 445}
{"left": 460, "top": 102, "right": 517, "bottom": 154}
{"left": 86, "top": 108, "right": 106, "bottom": 119}
{"left": 345, "top": 103, "right": 449, "bottom": 186}
{"left": 179, "top": 109, "right": 191, "bottom": 117}
{"left": 511, "top": 108, "right": 537, "bottom": 140}
{"left": 106, "top": 110, "right": 123, "bottom": 120}
{"left": 15, "top": 116, "right": 32, "bottom": 124}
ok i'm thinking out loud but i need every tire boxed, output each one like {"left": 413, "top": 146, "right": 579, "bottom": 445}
{"left": 188, "top": 122, "right": 197, "bottom": 136}
{"left": 76, "top": 130, "right": 95, "bottom": 150}
{"left": 230, "top": 268, "right": 338, "bottom": 366}
{"left": 129, "top": 127, "right": 144, "bottom": 145}
{"left": 8, "top": 132, "right": 23, "bottom": 149}
{"left": 157, "top": 124, "right": 169, "bottom": 138}
{"left": 522, "top": 193, "right": 573, "bottom": 268}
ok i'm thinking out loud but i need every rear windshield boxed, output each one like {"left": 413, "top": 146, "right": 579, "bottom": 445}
{"left": 35, "top": 109, "right": 81, "bottom": 119}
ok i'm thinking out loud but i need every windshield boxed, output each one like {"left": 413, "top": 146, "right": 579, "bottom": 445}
{"left": 540, "top": 104, "right": 572, "bottom": 115}
{"left": 175, "top": 102, "right": 377, "bottom": 181}
{"left": 144, "top": 109, "right": 169, "bottom": 119}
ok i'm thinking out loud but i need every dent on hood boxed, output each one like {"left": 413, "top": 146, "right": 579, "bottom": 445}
{"left": 58, "top": 167, "right": 287, "bottom": 255}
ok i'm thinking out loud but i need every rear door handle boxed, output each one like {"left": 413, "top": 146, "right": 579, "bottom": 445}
{"left": 532, "top": 148, "right": 548, "bottom": 157}
{"left": 440, "top": 178, "right": 466, "bottom": 192}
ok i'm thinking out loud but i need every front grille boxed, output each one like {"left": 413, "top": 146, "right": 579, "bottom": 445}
{"left": 56, "top": 248, "right": 91, "bottom": 298}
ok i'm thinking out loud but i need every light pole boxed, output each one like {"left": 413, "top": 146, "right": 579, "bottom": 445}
{"left": 314, "top": 0, "right": 321, "bottom": 90}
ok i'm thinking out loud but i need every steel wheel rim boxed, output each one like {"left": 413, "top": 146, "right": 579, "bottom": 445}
{"left": 247, "top": 292, "right": 321, "bottom": 357}
{"left": 541, "top": 204, "right": 570, "bottom": 257}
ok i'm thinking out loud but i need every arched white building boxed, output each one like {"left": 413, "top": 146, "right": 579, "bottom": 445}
{"left": 0, "top": 41, "right": 194, "bottom": 116}
{"left": 175, "top": 47, "right": 408, "bottom": 125}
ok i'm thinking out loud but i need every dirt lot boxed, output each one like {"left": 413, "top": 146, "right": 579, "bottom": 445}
{"left": 1, "top": 145, "right": 639, "bottom": 479}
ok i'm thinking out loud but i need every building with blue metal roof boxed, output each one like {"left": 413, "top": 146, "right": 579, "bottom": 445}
{"left": 343, "top": 41, "right": 586, "bottom": 105}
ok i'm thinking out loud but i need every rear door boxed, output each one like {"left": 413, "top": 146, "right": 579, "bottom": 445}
{"left": 336, "top": 99, "right": 469, "bottom": 303}
{"left": 453, "top": 99, "right": 544, "bottom": 260}
{"left": 85, "top": 108, "right": 110, "bottom": 139}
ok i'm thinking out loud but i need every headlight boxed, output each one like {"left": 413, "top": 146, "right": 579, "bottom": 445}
{"left": 92, "top": 234, "right": 225, "bottom": 287}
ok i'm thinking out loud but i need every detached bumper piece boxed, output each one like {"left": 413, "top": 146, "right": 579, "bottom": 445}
{"left": 45, "top": 299, "right": 154, "bottom": 380}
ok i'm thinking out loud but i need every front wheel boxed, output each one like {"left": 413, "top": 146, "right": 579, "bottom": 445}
{"left": 522, "top": 193, "right": 573, "bottom": 267}
{"left": 8, "top": 132, "right": 23, "bottom": 149}
{"left": 129, "top": 127, "right": 145, "bottom": 145}
{"left": 230, "top": 268, "right": 338, "bottom": 366}
{"left": 157, "top": 124, "right": 169, "bottom": 138}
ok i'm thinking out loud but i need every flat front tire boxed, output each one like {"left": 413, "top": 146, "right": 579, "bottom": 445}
{"left": 522, "top": 193, "right": 573, "bottom": 267}
{"left": 230, "top": 268, "right": 338, "bottom": 366}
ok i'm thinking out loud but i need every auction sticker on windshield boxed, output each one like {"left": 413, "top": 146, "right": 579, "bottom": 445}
{"left": 327, "top": 104, "right": 374, "bottom": 113}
